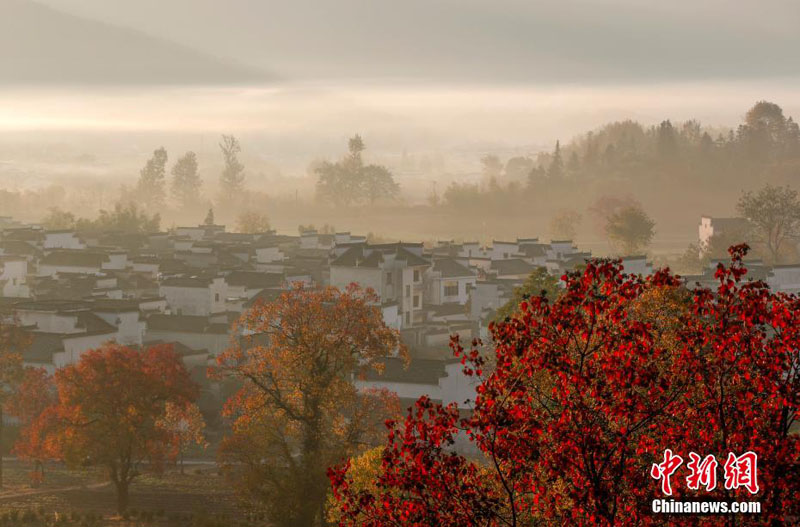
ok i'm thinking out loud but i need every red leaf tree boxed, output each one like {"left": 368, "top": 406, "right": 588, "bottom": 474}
{"left": 19, "top": 343, "right": 197, "bottom": 513}
{"left": 330, "top": 245, "right": 800, "bottom": 526}
{"left": 7, "top": 367, "right": 57, "bottom": 486}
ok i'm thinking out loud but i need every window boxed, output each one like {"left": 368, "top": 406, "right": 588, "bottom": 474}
{"left": 405, "top": 285, "right": 411, "bottom": 297}
{"left": 385, "top": 272, "right": 393, "bottom": 285}
{"left": 444, "top": 282, "right": 459, "bottom": 297}
{"left": 404, "top": 312, "right": 410, "bottom": 325}
{"left": 215, "top": 293, "right": 220, "bottom": 302}
{"left": 413, "top": 269, "right": 420, "bottom": 282}
{"left": 413, "top": 295, "right": 420, "bottom": 308}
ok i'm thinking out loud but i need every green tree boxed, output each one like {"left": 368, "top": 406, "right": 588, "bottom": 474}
{"left": 41, "top": 207, "right": 76, "bottom": 230}
{"left": 548, "top": 140, "right": 564, "bottom": 178}
{"left": 736, "top": 184, "right": 800, "bottom": 263}
{"left": 362, "top": 165, "right": 399, "bottom": 204}
{"left": 218, "top": 135, "right": 245, "bottom": 208}
{"left": 170, "top": 151, "right": 202, "bottom": 210}
{"left": 135, "top": 147, "right": 168, "bottom": 211}
{"left": 316, "top": 135, "right": 399, "bottom": 206}
{"left": 77, "top": 202, "right": 160, "bottom": 233}
{"left": 493, "top": 267, "right": 561, "bottom": 322}
{"left": 204, "top": 207, "right": 215, "bottom": 225}
{"left": 605, "top": 204, "right": 655, "bottom": 255}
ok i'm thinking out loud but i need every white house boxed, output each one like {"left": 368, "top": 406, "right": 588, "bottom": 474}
{"left": 425, "top": 257, "right": 477, "bottom": 306}
{"left": 0, "top": 256, "right": 30, "bottom": 297}
{"left": 43, "top": 230, "right": 85, "bottom": 250}
{"left": 159, "top": 276, "right": 228, "bottom": 316}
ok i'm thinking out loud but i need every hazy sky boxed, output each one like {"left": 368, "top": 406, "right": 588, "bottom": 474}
{"left": 2, "top": 0, "right": 799, "bottom": 162}
{"left": 25, "top": 0, "right": 800, "bottom": 82}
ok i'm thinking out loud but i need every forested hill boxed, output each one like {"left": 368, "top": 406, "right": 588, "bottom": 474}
{"left": 444, "top": 101, "right": 800, "bottom": 211}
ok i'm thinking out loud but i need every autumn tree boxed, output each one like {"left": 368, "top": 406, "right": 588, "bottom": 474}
{"left": 170, "top": 151, "right": 202, "bottom": 210}
{"left": 0, "top": 322, "right": 27, "bottom": 487}
{"left": 135, "top": 147, "right": 168, "bottom": 211}
{"left": 7, "top": 367, "right": 56, "bottom": 485}
{"left": 736, "top": 184, "right": 800, "bottom": 263}
{"left": 216, "top": 284, "right": 405, "bottom": 527}
{"left": 236, "top": 210, "right": 271, "bottom": 233}
{"left": 605, "top": 203, "right": 655, "bottom": 254}
{"left": 219, "top": 135, "right": 246, "bottom": 209}
{"left": 330, "top": 246, "right": 800, "bottom": 526}
{"left": 23, "top": 344, "right": 197, "bottom": 513}
{"left": 157, "top": 401, "right": 207, "bottom": 474}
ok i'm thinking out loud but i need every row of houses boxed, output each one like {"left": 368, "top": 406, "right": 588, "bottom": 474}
{"left": 3, "top": 217, "right": 799, "bottom": 412}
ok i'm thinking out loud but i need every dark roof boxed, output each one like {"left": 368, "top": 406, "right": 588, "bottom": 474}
{"left": 40, "top": 251, "right": 108, "bottom": 268}
{"left": 706, "top": 217, "right": 750, "bottom": 231}
{"left": 430, "top": 303, "right": 468, "bottom": 317}
{"left": 243, "top": 288, "right": 283, "bottom": 308}
{"left": 89, "top": 299, "right": 141, "bottom": 313}
{"left": 490, "top": 259, "right": 535, "bottom": 276}
{"left": 144, "top": 339, "right": 207, "bottom": 357}
{"left": 146, "top": 314, "right": 229, "bottom": 334}
{"left": 225, "top": 271, "right": 284, "bottom": 289}
{"left": 363, "top": 357, "right": 445, "bottom": 385}
{"left": 21, "top": 332, "right": 64, "bottom": 363}
{"left": 331, "top": 243, "right": 430, "bottom": 269}
{"left": 518, "top": 244, "right": 548, "bottom": 257}
{"left": 160, "top": 276, "right": 214, "bottom": 288}
{"left": 432, "top": 258, "right": 474, "bottom": 278}
{"left": 73, "top": 312, "right": 118, "bottom": 336}
{"left": 0, "top": 240, "right": 41, "bottom": 256}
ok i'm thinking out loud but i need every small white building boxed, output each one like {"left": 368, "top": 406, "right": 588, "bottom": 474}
{"left": 0, "top": 256, "right": 30, "bottom": 297}
{"left": 159, "top": 276, "right": 228, "bottom": 316}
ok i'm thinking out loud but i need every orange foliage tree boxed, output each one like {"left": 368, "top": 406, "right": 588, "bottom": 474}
{"left": 21, "top": 343, "right": 197, "bottom": 513}
{"left": 7, "top": 367, "right": 56, "bottom": 486}
{"left": 0, "top": 321, "right": 29, "bottom": 487}
{"left": 215, "top": 284, "right": 406, "bottom": 527}
{"left": 157, "top": 401, "right": 208, "bottom": 474}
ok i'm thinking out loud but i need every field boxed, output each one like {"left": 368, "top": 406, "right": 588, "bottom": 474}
{"left": 0, "top": 460, "right": 261, "bottom": 526}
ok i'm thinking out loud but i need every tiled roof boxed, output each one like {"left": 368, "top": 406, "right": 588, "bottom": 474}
{"left": 432, "top": 258, "right": 474, "bottom": 278}
{"left": 146, "top": 314, "right": 229, "bottom": 334}
{"left": 40, "top": 251, "right": 108, "bottom": 268}
{"left": 490, "top": 259, "right": 535, "bottom": 276}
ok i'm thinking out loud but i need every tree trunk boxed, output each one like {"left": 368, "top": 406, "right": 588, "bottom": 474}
{"left": 115, "top": 480, "right": 129, "bottom": 515}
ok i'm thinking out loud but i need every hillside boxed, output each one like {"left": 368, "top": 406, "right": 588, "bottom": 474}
{"left": 0, "top": 0, "right": 270, "bottom": 85}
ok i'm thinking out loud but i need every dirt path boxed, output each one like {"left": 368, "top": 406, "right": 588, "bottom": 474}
{"left": 0, "top": 481, "right": 110, "bottom": 500}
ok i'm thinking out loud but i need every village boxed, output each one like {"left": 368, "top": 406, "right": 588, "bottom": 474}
{"left": 1, "top": 213, "right": 798, "bottom": 418}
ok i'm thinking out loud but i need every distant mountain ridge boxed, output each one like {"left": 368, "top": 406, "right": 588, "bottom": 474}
{"left": 0, "top": 0, "right": 271, "bottom": 85}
